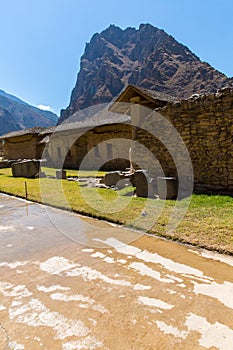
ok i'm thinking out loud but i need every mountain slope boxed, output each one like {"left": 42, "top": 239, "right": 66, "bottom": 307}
{"left": 0, "top": 89, "right": 28, "bottom": 105}
{"left": 0, "top": 90, "right": 58, "bottom": 135}
{"left": 59, "top": 23, "right": 233, "bottom": 123}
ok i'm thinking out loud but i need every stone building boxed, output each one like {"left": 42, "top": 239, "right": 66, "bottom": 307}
{"left": 111, "top": 86, "right": 233, "bottom": 195}
{"left": 158, "top": 88, "right": 233, "bottom": 194}
{"left": 0, "top": 86, "right": 174, "bottom": 171}
{"left": 1, "top": 84, "right": 233, "bottom": 195}
{"left": 40, "top": 86, "right": 174, "bottom": 170}
{"left": 39, "top": 113, "right": 133, "bottom": 170}
{"left": 0, "top": 127, "right": 46, "bottom": 160}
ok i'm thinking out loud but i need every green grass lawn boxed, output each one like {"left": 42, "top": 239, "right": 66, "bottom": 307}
{"left": 0, "top": 167, "right": 233, "bottom": 254}
{"left": 42, "top": 167, "right": 106, "bottom": 178}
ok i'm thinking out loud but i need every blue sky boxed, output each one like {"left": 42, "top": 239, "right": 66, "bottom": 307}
{"left": 0, "top": 0, "right": 233, "bottom": 115}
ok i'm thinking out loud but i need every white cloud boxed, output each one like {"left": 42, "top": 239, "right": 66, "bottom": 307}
{"left": 37, "top": 104, "right": 54, "bottom": 112}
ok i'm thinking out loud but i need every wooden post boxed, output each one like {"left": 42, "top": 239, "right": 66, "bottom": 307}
{"left": 24, "top": 181, "right": 28, "bottom": 199}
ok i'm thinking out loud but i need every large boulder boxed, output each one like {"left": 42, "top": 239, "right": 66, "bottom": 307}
{"left": 134, "top": 170, "right": 157, "bottom": 198}
{"left": 12, "top": 160, "right": 40, "bottom": 178}
{"left": 56, "top": 169, "right": 67, "bottom": 179}
{"left": 157, "top": 177, "right": 178, "bottom": 200}
{"left": 104, "top": 172, "right": 122, "bottom": 186}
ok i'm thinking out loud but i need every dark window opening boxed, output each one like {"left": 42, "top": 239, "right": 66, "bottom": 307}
{"left": 107, "top": 143, "right": 113, "bottom": 159}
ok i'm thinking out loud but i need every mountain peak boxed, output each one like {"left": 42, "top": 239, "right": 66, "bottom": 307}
{"left": 139, "top": 23, "right": 158, "bottom": 31}
{"left": 59, "top": 23, "right": 232, "bottom": 123}
{"left": 105, "top": 24, "right": 122, "bottom": 31}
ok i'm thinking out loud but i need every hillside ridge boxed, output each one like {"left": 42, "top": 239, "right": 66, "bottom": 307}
{"left": 0, "top": 90, "right": 58, "bottom": 136}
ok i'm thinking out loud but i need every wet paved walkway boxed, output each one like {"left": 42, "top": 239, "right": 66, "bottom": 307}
{"left": 0, "top": 193, "right": 233, "bottom": 349}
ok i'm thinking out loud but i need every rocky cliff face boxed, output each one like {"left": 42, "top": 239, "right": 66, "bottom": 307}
{"left": 59, "top": 23, "right": 233, "bottom": 124}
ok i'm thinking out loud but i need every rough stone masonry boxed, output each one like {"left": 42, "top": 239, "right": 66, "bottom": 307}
{"left": 152, "top": 87, "right": 233, "bottom": 194}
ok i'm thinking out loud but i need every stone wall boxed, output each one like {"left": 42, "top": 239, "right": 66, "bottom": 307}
{"left": 81, "top": 124, "right": 133, "bottom": 170}
{"left": 133, "top": 88, "right": 233, "bottom": 194}
{"left": 3, "top": 134, "right": 43, "bottom": 160}
{"left": 46, "top": 123, "right": 133, "bottom": 170}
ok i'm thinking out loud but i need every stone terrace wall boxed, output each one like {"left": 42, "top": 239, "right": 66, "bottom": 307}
{"left": 156, "top": 88, "right": 233, "bottom": 194}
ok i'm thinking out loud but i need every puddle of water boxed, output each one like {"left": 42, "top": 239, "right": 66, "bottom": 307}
{"left": 103, "top": 257, "right": 115, "bottom": 264}
{"left": 155, "top": 320, "right": 188, "bottom": 339}
{"left": 185, "top": 313, "right": 233, "bottom": 350}
{"left": 129, "top": 261, "right": 175, "bottom": 283}
{"left": 40, "top": 257, "right": 79, "bottom": 274}
{"left": 138, "top": 296, "right": 173, "bottom": 310}
{"left": 8, "top": 340, "right": 25, "bottom": 350}
{"left": 189, "top": 249, "right": 233, "bottom": 267}
{"left": 91, "top": 252, "right": 105, "bottom": 259}
{"left": 37, "top": 285, "right": 70, "bottom": 293}
{"left": 49, "top": 292, "right": 109, "bottom": 314}
{"left": 117, "top": 259, "right": 127, "bottom": 264}
{"left": 82, "top": 249, "right": 94, "bottom": 253}
{"left": 0, "top": 282, "right": 32, "bottom": 298}
{"left": 0, "top": 261, "right": 29, "bottom": 269}
{"left": 193, "top": 280, "right": 233, "bottom": 309}
{"left": 66, "top": 265, "right": 132, "bottom": 286}
{"left": 133, "top": 284, "right": 151, "bottom": 291}
{"left": 95, "top": 237, "right": 212, "bottom": 280}
{"left": 9, "top": 298, "right": 90, "bottom": 340}
{"left": 0, "top": 226, "right": 15, "bottom": 232}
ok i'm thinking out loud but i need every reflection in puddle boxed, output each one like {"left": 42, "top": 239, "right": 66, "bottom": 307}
{"left": 129, "top": 261, "right": 175, "bottom": 283}
{"left": 9, "top": 298, "right": 90, "bottom": 340}
{"left": 0, "top": 226, "right": 15, "bottom": 232}
{"left": 193, "top": 280, "right": 233, "bottom": 308}
{"left": 37, "top": 285, "right": 70, "bottom": 293}
{"left": 155, "top": 320, "right": 188, "bottom": 339}
{"left": 138, "top": 296, "right": 173, "bottom": 310}
{"left": 189, "top": 249, "right": 233, "bottom": 267}
{"left": 185, "top": 313, "right": 233, "bottom": 350}
{"left": 94, "top": 238, "right": 213, "bottom": 279}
